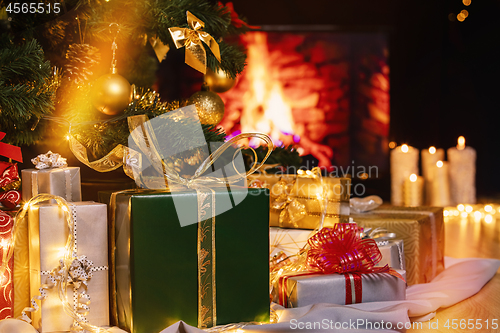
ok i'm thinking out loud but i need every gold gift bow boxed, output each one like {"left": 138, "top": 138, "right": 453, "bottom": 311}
{"left": 169, "top": 11, "right": 221, "bottom": 74}
{"left": 113, "top": 112, "right": 273, "bottom": 328}
{"left": 0, "top": 194, "right": 111, "bottom": 333}
{"left": 69, "top": 112, "right": 272, "bottom": 187}
{"left": 271, "top": 167, "right": 329, "bottom": 230}
{"left": 126, "top": 114, "right": 273, "bottom": 329}
{"left": 125, "top": 113, "right": 273, "bottom": 188}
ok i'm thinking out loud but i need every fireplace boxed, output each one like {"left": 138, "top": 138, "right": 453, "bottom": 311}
{"left": 219, "top": 28, "right": 390, "bottom": 174}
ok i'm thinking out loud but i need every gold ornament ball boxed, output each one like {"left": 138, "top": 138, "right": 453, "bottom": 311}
{"left": 90, "top": 73, "right": 132, "bottom": 116}
{"left": 188, "top": 91, "right": 225, "bottom": 126}
{"left": 204, "top": 68, "right": 236, "bottom": 93}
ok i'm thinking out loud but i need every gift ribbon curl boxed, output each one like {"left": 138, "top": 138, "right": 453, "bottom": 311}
{"left": 169, "top": 11, "right": 221, "bottom": 74}
{"left": 125, "top": 113, "right": 273, "bottom": 189}
{"left": 31, "top": 151, "right": 68, "bottom": 169}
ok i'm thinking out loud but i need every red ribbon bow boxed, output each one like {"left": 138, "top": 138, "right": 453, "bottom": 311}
{"left": 0, "top": 132, "right": 22, "bottom": 163}
{"left": 307, "top": 223, "right": 400, "bottom": 277}
{"left": 277, "top": 223, "right": 404, "bottom": 307}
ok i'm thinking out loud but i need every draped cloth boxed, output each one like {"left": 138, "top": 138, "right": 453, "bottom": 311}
{"left": 161, "top": 257, "right": 500, "bottom": 333}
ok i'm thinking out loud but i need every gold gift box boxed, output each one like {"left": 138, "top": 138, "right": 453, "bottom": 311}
{"left": 270, "top": 176, "right": 350, "bottom": 229}
{"left": 351, "top": 206, "right": 444, "bottom": 285}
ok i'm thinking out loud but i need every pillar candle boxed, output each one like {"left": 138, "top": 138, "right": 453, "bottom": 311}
{"left": 447, "top": 136, "right": 476, "bottom": 205}
{"left": 403, "top": 174, "right": 424, "bottom": 206}
{"left": 391, "top": 144, "right": 419, "bottom": 206}
{"left": 421, "top": 147, "right": 444, "bottom": 204}
{"left": 429, "top": 161, "right": 451, "bottom": 207}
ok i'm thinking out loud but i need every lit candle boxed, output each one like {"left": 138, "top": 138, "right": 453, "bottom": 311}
{"left": 403, "top": 173, "right": 424, "bottom": 206}
{"left": 447, "top": 136, "right": 476, "bottom": 204}
{"left": 391, "top": 144, "right": 419, "bottom": 205}
{"left": 421, "top": 146, "right": 445, "bottom": 204}
{"left": 429, "top": 160, "right": 451, "bottom": 206}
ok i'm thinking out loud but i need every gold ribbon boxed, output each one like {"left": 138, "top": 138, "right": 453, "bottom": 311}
{"left": 125, "top": 113, "right": 272, "bottom": 329}
{"left": 68, "top": 135, "right": 140, "bottom": 173}
{"left": 125, "top": 113, "right": 273, "bottom": 188}
{"left": 68, "top": 106, "right": 272, "bottom": 329}
{"left": 149, "top": 35, "right": 170, "bottom": 62}
{"left": 169, "top": 11, "right": 221, "bottom": 74}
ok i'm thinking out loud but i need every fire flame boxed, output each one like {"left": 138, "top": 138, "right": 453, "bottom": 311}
{"left": 240, "top": 32, "right": 297, "bottom": 147}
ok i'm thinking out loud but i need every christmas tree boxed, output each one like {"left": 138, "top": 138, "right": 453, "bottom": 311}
{"left": 0, "top": 0, "right": 301, "bottom": 173}
{"left": 0, "top": 0, "right": 249, "bottom": 155}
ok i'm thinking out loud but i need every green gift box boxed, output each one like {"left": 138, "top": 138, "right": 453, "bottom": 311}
{"left": 101, "top": 187, "right": 270, "bottom": 333}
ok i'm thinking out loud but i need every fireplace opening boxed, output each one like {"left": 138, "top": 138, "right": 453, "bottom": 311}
{"left": 219, "top": 28, "right": 390, "bottom": 177}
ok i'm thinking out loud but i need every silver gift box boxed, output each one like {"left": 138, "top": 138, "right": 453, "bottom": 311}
{"left": 274, "top": 269, "right": 406, "bottom": 308}
{"left": 22, "top": 167, "right": 82, "bottom": 202}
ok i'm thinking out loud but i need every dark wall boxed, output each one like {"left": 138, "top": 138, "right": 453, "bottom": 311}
{"left": 232, "top": 0, "right": 500, "bottom": 197}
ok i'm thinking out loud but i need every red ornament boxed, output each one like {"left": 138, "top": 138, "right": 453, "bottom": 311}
{"left": 0, "top": 162, "right": 19, "bottom": 190}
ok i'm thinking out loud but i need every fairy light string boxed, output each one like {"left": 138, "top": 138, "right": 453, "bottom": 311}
{"left": 0, "top": 194, "right": 111, "bottom": 333}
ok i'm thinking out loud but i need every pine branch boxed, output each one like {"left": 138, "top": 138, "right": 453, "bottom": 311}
{"left": 0, "top": 36, "right": 60, "bottom": 145}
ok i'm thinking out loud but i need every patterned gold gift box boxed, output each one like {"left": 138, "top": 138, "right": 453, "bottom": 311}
{"left": 270, "top": 172, "right": 350, "bottom": 229}
{"left": 351, "top": 206, "right": 444, "bottom": 285}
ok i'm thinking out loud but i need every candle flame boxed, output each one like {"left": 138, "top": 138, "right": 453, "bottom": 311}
{"left": 457, "top": 136, "right": 465, "bottom": 150}
{"left": 409, "top": 174, "right": 417, "bottom": 182}
{"left": 401, "top": 144, "right": 409, "bottom": 153}
{"left": 389, "top": 141, "right": 396, "bottom": 149}
{"left": 436, "top": 160, "right": 443, "bottom": 168}
{"left": 429, "top": 146, "right": 436, "bottom": 154}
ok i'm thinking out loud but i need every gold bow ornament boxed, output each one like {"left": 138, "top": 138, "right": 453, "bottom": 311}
{"left": 169, "top": 11, "right": 221, "bottom": 74}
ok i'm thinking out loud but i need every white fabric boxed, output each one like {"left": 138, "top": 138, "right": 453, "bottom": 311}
{"left": 2, "top": 257, "right": 497, "bottom": 333}
{"left": 0, "top": 319, "right": 38, "bottom": 333}
{"left": 159, "top": 320, "right": 206, "bottom": 333}
{"left": 164, "top": 257, "right": 500, "bottom": 333}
